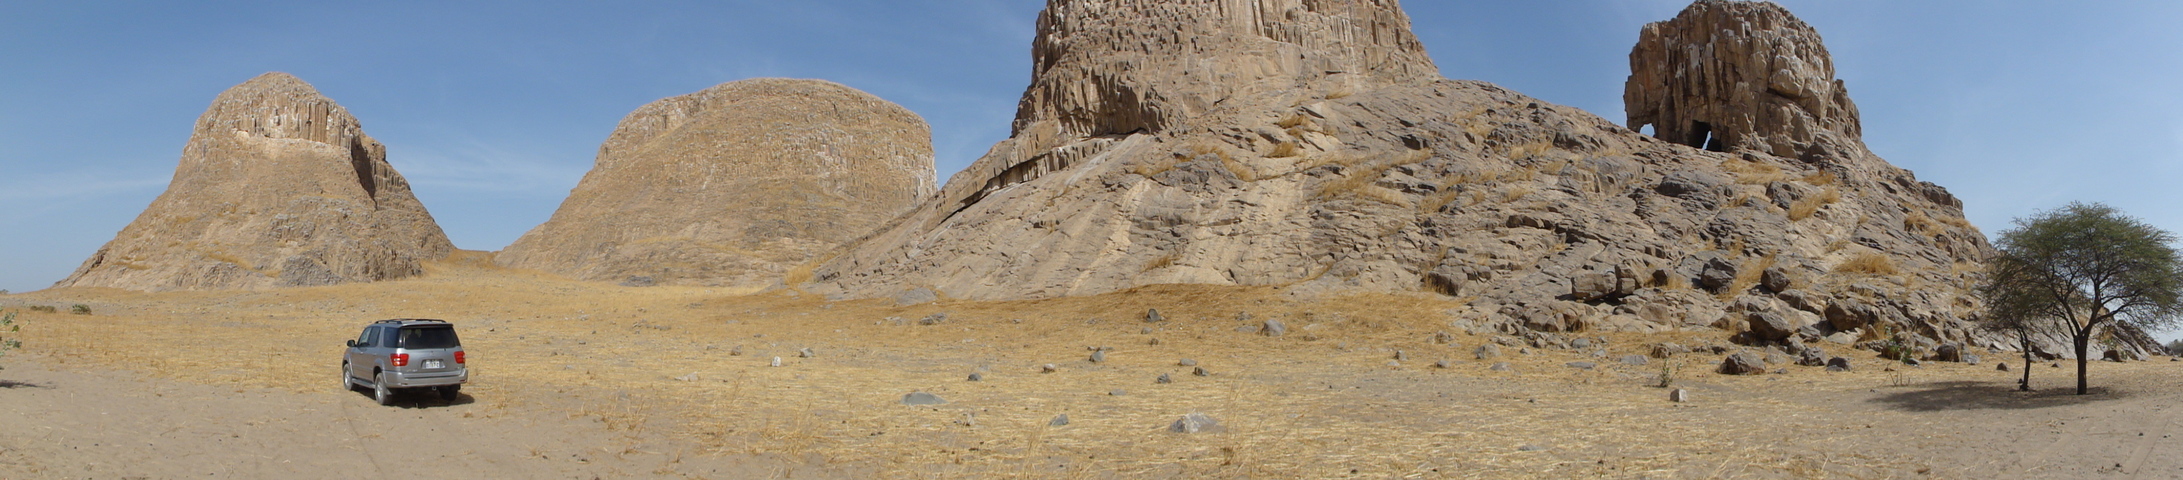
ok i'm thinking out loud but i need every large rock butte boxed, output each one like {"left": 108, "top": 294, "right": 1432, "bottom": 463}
{"left": 495, "top": 78, "right": 935, "bottom": 287}
{"left": 57, "top": 72, "right": 453, "bottom": 291}
{"left": 799, "top": 0, "right": 2102, "bottom": 353}
{"left": 1625, "top": 0, "right": 1865, "bottom": 160}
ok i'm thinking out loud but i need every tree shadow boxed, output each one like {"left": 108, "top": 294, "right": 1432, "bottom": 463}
{"left": 1868, "top": 380, "right": 2128, "bottom": 412}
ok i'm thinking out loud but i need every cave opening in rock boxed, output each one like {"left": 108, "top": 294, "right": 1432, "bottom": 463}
{"left": 1690, "top": 121, "right": 1726, "bottom": 152}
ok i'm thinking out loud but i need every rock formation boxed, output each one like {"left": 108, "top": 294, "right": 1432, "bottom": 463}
{"left": 1625, "top": 0, "right": 1863, "bottom": 160}
{"left": 798, "top": 0, "right": 2115, "bottom": 356}
{"left": 57, "top": 72, "right": 453, "bottom": 291}
{"left": 495, "top": 79, "right": 935, "bottom": 287}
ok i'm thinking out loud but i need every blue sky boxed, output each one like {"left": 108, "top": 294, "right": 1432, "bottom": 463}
{"left": 6, "top": 2, "right": 2183, "bottom": 325}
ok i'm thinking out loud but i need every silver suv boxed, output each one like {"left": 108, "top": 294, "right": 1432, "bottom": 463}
{"left": 342, "top": 319, "right": 468, "bottom": 405}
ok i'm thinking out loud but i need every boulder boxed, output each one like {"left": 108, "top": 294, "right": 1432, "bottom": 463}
{"left": 57, "top": 73, "right": 453, "bottom": 291}
{"left": 1747, "top": 312, "right": 1797, "bottom": 342}
{"left": 1933, "top": 343, "right": 1964, "bottom": 363}
{"left": 901, "top": 392, "right": 947, "bottom": 406}
{"left": 1826, "top": 357, "right": 1851, "bottom": 372}
{"left": 1169, "top": 413, "right": 1224, "bottom": 434}
{"left": 1720, "top": 352, "right": 1766, "bottom": 375}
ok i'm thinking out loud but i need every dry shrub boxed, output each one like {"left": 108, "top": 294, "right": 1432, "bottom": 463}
{"left": 1787, "top": 187, "right": 1841, "bottom": 221}
{"left": 1269, "top": 142, "right": 1301, "bottom": 158}
{"left": 1418, "top": 188, "right": 1464, "bottom": 213}
{"left": 1719, "top": 255, "right": 1777, "bottom": 300}
{"left": 1803, "top": 171, "right": 1838, "bottom": 186}
{"left": 1501, "top": 184, "right": 1535, "bottom": 202}
{"left": 1275, "top": 113, "right": 1311, "bottom": 130}
{"left": 1722, "top": 158, "right": 1788, "bottom": 184}
{"left": 1903, "top": 211, "right": 1944, "bottom": 237}
{"left": 1506, "top": 141, "right": 1553, "bottom": 159}
{"left": 1142, "top": 252, "right": 1179, "bottom": 272}
{"left": 1835, "top": 252, "right": 1902, "bottom": 276}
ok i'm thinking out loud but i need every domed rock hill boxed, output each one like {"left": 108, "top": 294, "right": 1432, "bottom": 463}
{"left": 56, "top": 73, "right": 454, "bottom": 291}
{"left": 800, "top": 0, "right": 2066, "bottom": 353}
{"left": 495, "top": 78, "right": 936, "bottom": 288}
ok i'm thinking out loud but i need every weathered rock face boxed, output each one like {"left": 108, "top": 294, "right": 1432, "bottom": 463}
{"left": 495, "top": 79, "right": 935, "bottom": 287}
{"left": 806, "top": 0, "right": 2012, "bottom": 351}
{"left": 57, "top": 73, "right": 453, "bottom": 291}
{"left": 1625, "top": 0, "right": 1863, "bottom": 159}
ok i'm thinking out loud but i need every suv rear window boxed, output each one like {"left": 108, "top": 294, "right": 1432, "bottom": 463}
{"left": 396, "top": 325, "right": 460, "bottom": 349}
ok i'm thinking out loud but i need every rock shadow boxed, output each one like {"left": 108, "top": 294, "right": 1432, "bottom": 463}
{"left": 0, "top": 379, "right": 48, "bottom": 389}
{"left": 1868, "top": 381, "right": 2126, "bottom": 412}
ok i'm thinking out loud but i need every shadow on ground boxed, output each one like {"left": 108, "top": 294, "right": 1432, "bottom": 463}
{"left": 0, "top": 379, "right": 48, "bottom": 389}
{"left": 1869, "top": 381, "right": 2126, "bottom": 412}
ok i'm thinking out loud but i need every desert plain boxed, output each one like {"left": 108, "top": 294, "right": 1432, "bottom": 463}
{"left": 1, "top": 252, "right": 2178, "bottom": 479}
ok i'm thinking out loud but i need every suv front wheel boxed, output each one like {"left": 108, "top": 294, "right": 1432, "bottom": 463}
{"left": 340, "top": 362, "right": 353, "bottom": 392}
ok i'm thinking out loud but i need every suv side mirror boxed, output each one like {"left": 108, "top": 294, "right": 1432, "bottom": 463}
{"left": 346, "top": 340, "right": 357, "bottom": 348}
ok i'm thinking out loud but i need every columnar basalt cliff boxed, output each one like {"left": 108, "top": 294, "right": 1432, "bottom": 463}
{"left": 57, "top": 72, "right": 453, "bottom": 291}
{"left": 800, "top": 0, "right": 2095, "bottom": 356}
{"left": 495, "top": 78, "right": 935, "bottom": 287}
{"left": 1625, "top": 0, "right": 1864, "bottom": 160}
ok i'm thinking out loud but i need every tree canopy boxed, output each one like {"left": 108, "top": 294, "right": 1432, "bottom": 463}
{"left": 1979, "top": 202, "right": 2183, "bottom": 394}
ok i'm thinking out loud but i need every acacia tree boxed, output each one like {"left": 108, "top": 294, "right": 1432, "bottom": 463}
{"left": 1980, "top": 202, "right": 2183, "bottom": 395}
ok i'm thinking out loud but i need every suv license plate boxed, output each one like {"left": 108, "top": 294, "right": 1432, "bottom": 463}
{"left": 425, "top": 359, "right": 444, "bottom": 369}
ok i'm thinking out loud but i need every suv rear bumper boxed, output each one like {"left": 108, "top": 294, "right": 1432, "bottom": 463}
{"left": 386, "top": 369, "right": 467, "bottom": 388}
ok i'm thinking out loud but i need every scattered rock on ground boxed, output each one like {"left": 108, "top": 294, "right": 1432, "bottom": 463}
{"left": 1144, "top": 309, "right": 1163, "bottom": 323}
{"left": 1720, "top": 352, "right": 1766, "bottom": 375}
{"left": 1041, "top": 364, "right": 1058, "bottom": 373}
{"left": 1490, "top": 363, "right": 1516, "bottom": 372}
{"left": 1826, "top": 357, "right": 1852, "bottom": 372}
{"left": 901, "top": 392, "right": 947, "bottom": 406}
{"left": 1476, "top": 344, "right": 1502, "bottom": 360}
{"left": 1621, "top": 355, "right": 1650, "bottom": 366}
{"left": 1156, "top": 373, "right": 1172, "bottom": 384}
{"left": 1262, "top": 320, "right": 1287, "bottom": 337}
{"left": 968, "top": 373, "right": 983, "bottom": 381}
{"left": 919, "top": 313, "right": 948, "bottom": 325}
{"left": 1169, "top": 413, "right": 1223, "bottom": 434}
{"left": 1050, "top": 414, "right": 1070, "bottom": 426}
{"left": 1566, "top": 362, "right": 1597, "bottom": 370}
{"left": 895, "top": 288, "right": 938, "bottom": 306}
{"left": 1670, "top": 389, "right": 1689, "bottom": 402}
{"left": 1178, "top": 359, "right": 1197, "bottom": 367}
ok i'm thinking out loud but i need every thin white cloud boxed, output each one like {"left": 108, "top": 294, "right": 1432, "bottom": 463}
{"left": 394, "top": 141, "right": 591, "bottom": 194}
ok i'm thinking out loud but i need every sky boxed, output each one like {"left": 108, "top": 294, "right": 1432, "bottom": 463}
{"left": 6, "top": 1, "right": 2183, "bottom": 336}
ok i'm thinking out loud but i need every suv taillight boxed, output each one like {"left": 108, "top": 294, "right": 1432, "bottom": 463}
{"left": 390, "top": 353, "right": 409, "bottom": 367}
{"left": 455, "top": 351, "right": 465, "bottom": 364}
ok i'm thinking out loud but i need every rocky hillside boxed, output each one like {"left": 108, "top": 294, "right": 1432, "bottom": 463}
{"left": 496, "top": 79, "right": 935, "bottom": 287}
{"left": 56, "top": 73, "right": 453, "bottom": 291}
{"left": 803, "top": 0, "right": 2071, "bottom": 355}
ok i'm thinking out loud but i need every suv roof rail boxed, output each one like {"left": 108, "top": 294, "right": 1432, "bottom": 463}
{"left": 374, "top": 318, "right": 449, "bottom": 324}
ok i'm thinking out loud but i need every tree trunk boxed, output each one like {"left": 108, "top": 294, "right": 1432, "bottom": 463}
{"left": 2019, "top": 331, "right": 2033, "bottom": 391}
{"left": 2074, "top": 331, "right": 2091, "bottom": 395}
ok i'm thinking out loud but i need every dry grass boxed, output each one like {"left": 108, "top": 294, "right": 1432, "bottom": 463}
{"left": 1835, "top": 252, "right": 1903, "bottom": 276}
{"left": 1787, "top": 187, "right": 1842, "bottom": 221}
{"left": 1268, "top": 141, "right": 1301, "bottom": 158}
{"left": 1904, "top": 211, "right": 1945, "bottom": 237}
{"left": 1803, "top": 171, "right": 1839, "bottom": 186}
{"left": 1719, "top": 255, "right": 1778, "bottom": 300}
{"left": 1721, "top": 158, "right": 1789, "bottom": 185}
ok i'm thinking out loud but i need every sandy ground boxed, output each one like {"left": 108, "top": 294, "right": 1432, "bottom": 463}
{"left": 0, "top": 357, "right": 846, "bottom": 479}
{"left": 2, "top": 257, "right": 2181, "bottom": 478}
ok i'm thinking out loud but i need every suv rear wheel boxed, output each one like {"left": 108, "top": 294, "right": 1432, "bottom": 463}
{"left": 437, "top": 385, "right": 460, "bottom": 401}
{"left": 373, "top": 371, "right": 394, "bottom": 406}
